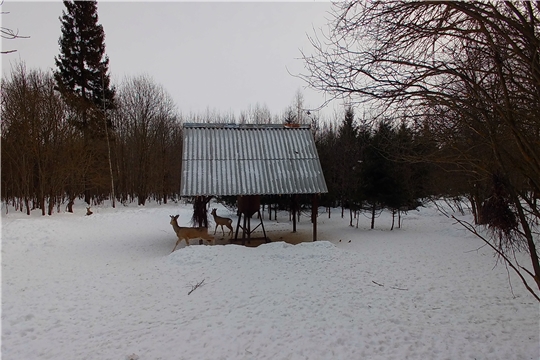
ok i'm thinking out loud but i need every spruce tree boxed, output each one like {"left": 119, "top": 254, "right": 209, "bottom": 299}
{"left": 361, "top": 121, "right": 402, "bottom": 229}
{"left": 55, "top": 0, "right": 114, "bottom": 118}
{"left": 336, "top": 106, "right": 361, "bottom": 221}
{"left": 54, "top": 0, "right": 115, "bottom": 204}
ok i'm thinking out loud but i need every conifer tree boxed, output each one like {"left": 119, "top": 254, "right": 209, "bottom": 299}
{"left": 55, "top": 0, "right": 114, "bottom": 116}
{"left": 336, "top": 106, "right": 361, "bottom": 221}
{"left": 54, "top": 0, "right": 115, "bottom": 204}
{"left": 361, "top": 121, "right": 402, "bottom": 229}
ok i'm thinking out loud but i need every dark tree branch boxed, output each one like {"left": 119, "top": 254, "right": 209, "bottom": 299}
{"left": 188, "top": 278, "right": 205, "bottom": 295}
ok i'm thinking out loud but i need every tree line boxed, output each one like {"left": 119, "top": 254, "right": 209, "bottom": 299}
{"left": 1, "top": 64, "right": 181, "bottom": 213}
{"left": 0, "top": 1, "right": 316, "bottom": 214}
{"left": 1, "top": 56, "right": 439, "bottom": 223}
{"left": 314, "top": 107, "right": 434, "bottom": 230}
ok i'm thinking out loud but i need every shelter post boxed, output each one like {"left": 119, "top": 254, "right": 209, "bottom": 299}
{"left": 312, "top": 194, "right": 319, "bottom": 241}
{"left": 292, "top": 195, "right": 297, "bottom": 233}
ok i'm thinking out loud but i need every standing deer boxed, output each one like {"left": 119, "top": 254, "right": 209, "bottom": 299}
{"left": 169, "top": 215, "right": 214, "bottom": 252}
{"left": 211, "top": 208, "right": 234, "bottom": 237}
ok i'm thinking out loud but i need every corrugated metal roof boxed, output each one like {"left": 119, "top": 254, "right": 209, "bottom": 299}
{"left": 180, "top": 123, "right": 328, "bottom": 196}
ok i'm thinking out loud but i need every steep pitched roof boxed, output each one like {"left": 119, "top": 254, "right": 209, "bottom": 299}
{"left": 180, "top": 123, "right": 328, "bottom": 196}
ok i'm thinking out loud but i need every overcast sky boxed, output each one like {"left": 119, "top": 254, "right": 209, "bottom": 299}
{"left": 1, "top": 1, "right": 339, "bottom": 119}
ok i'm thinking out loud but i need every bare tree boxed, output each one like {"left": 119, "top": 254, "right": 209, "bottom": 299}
{"left": 1, "top": 63, "right": 85, "bottom": 214}
{"left": 114, "top": 75, "right": 180, "bottom": 205}
{"left": 300, "top": 1, "right": 540, "bottom": 300}
{"left": 282, "top": 90, "right": 310, "bottom": 125}
{"left": 238, "top": 103, "right": 273, "bottom": 124}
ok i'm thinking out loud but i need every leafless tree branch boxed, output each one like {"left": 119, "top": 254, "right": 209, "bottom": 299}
{"left": 452, "top": 215, "right": 540, "bottom": 302}
{"left": 1, "top": 0, "right": 30, "bottom": 54}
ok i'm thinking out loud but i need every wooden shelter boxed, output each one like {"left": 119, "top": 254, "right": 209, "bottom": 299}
{"left": 180, "top": 123, "right": 328, "bottom": 243}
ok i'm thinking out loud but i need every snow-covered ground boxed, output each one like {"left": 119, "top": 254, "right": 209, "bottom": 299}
{"left": 1, "top": 200, "right": 539, "bottom": 359}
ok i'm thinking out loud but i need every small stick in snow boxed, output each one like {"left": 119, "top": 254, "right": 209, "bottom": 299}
{"left": 188, "top": 278, "right": 205, "bottom": 295}
{"left": 372, "top": 280, "right": 408, "bottom": 291}
{"left": 390, "top": 286, "right": 408, "bottom": 291}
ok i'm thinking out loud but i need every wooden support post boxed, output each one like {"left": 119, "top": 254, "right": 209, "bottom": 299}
{"left": 312, "top": 194, "right": 318, "bottom": 242}
{"left": 292, "top": 195, "right": 297, "bottom": 233}
{"left": 242, "top": 214, "right": 247, "bottom": 245}
{"left": 234, "top": 213, "right": 241, "bottom": 242}
{"left": 258, "top": 210, "right": 269, "bottom": 242}
{"left": 247, "top": 215, "right": 251, "bottom": 244}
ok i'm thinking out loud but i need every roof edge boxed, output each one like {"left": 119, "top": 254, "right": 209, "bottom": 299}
{"left": 183, "top": 123, "right": 311, "bottom": 130}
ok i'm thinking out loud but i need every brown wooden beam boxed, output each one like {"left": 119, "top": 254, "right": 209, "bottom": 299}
{"left": 312, "top": 193, "right": 318, "bottom": 241}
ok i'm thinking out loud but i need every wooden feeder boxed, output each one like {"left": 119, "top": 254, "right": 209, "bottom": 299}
{"left": 234, "top": 195, "right": 268, "bottom": 245}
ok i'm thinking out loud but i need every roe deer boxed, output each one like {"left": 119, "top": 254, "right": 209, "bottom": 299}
{"left": 169, "top": 215, "right": 214, "bottom": 252}
{"left": 210, "top": 208, "right": 234, "bottom": 237}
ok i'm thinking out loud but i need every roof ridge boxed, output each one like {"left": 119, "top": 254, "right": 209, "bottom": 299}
{"left": 183, "top": 123, "right": 311, "bottom": 129}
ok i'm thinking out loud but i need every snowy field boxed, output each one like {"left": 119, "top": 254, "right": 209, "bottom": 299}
{"left": 1, "top": 200, "right": 539, "bottom": 360}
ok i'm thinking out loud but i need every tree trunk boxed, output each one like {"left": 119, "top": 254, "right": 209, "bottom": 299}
{"left": 138, "top": 195, "right": 146, "bottom": 206}
{"left": 371, "top": 202, "right": 376, "bottom": 229}
{"left": 66, "top": 193, "right": 75, "bottom": 213}
{"left": 48, "top": 196, "right": 54, "bottom": 216}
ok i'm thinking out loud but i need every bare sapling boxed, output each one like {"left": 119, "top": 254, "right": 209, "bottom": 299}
{"left": 169, "top": 215, "right": 214, "bottom": 252}
{"left": 210, "top": 208, "right": 233, "bottom": 237}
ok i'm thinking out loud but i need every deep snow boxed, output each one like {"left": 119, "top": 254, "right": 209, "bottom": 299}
{"left": 1, "top": 201, "right": 539, "bottom": 359}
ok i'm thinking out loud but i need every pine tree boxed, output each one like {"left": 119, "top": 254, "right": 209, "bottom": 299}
{"left": 55, "top": 0, "right": 115, "bottom": 117}
{"left": 54, "top": 0, "right": 115, "bottom": 205}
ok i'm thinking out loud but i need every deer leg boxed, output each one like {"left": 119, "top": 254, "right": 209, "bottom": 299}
{"left": 214, "top": 224, "right": 218, "bottom": 235}
{"left": 171, "top": 238, "right": 181, "bottom": 253}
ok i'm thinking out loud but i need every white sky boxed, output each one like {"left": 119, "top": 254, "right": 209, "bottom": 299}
{"left": 1, "top": 1, "right": 340, "bottom": 119}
